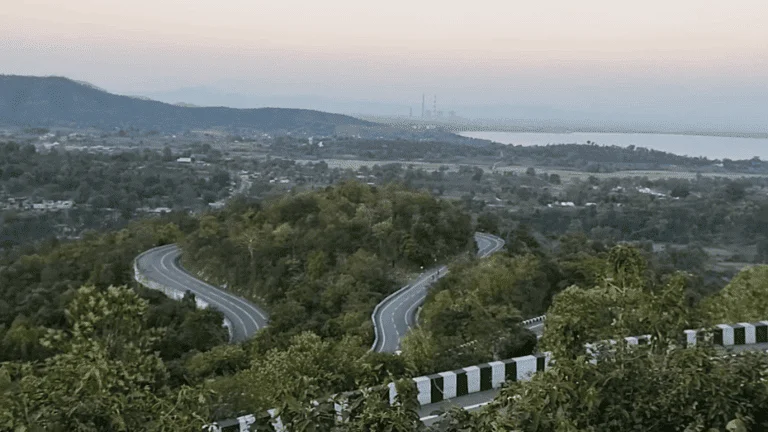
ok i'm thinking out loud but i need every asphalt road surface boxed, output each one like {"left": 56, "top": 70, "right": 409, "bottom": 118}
{"left": 372, "top": 232, "right": 506, "bottom": 353}
{"left": 526, "top": 320, "right": 546, "bottom": 337}
{"left": 135, "top": 244, "right": 268, "bottom": 342}
{"left": 418, "top": 388, "right": 499, "bottom": 425}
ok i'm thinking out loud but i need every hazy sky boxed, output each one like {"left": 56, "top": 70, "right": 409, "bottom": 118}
{"left": 2, "top": 0, "right": 767, "bottom": 125}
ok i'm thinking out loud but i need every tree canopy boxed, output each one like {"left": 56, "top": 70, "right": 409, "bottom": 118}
{"left": 181, "top": 181, "right": 474, "bottom": 349}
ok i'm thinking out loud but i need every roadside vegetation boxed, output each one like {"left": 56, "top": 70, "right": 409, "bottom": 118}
{"left": 0, "top": 215, "right": 228, "bottom": 370}
{"left": 5, "top": 239, "right": 768, "bottom": 430}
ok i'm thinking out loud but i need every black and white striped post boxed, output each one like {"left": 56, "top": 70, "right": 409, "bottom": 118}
{"left": 412, "top": 352, "right": 551, "bottom": 404}
{"left": 205, "top": 320, "right": 768, "bottom": 430}
{"left": 684, "top": 321, "right": 768, "bottom": 347}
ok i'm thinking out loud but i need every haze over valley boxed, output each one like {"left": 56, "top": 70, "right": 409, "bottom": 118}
{"left": 3, "top": 1, "right": 768, "bottom": 431}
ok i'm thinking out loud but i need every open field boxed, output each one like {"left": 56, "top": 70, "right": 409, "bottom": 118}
{"left": 293, "top": 158, "right": 768, "bottom": 183}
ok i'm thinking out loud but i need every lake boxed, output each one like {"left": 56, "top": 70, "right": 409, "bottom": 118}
{"left": 458, "top": 131, "right": 768, "bottom": 161}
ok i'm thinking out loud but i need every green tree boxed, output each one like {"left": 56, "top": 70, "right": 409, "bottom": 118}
{"left": 210, "top": 332, "right": 368, "bottom": 414}
{"left": 541, "top": 245, "right": 694, "bottom": 358}
{"left": 700, "top": 265, "right": 768, "bottom": 324}
{"left": 468, "top": 344, "right": 768, "bottom": 431}
{"left": 0, "top": 285, "right": 212, "bottom": 431}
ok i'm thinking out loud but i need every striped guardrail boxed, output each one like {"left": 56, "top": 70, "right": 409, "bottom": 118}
{"left": 685, "top": 321, "right": 768, "bottom": 347}
{"left": 521, "top": 315, "right": 546, "bottom": 327}
{"left": 206, "top": 319, "right": 768, "bottom": 431}
{"left": 413, "top": 352, "right": 551, "bottom": 405}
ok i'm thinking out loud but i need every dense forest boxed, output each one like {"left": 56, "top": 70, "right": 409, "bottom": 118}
{"left": 0, "top": 215, "right": 228, "bottom": 372}
{"left": 435, "top": 246, "right": 768, "bottom": 432}
{"left": 0, "top": 142, "right": 231, "bottom": 210}
{"left": 398, "top": 226, "right": 727, "bottom": 376}
{"left": 180, "top": 181, "right": 474, "bottom": 348}
{"left": 505, "top": 175, "right": 768, "bottom": 249}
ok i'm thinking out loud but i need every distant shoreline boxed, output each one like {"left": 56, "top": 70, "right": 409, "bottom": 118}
{"left": 454, "top": 130, "right": 768, "bottom": 161}
{"left": 359, "top": 116, "right": 768, "bottom": 140}
{"left": 453, "top": 129, "right": 768, "bottom": 140}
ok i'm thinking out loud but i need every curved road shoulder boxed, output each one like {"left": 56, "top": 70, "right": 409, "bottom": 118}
{"left": 134, "top": 244, "right": 268, "bottom": 342}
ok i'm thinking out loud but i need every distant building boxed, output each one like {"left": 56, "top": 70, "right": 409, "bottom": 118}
{"left": 637, "top": 187, "right": 666, "bottom": 197}
{"left": 137, "top": 207, "right": 172, "bottom": 214}
{"left": 176, "top": 157, "right": 193, "bottom": 163}
{"left": 547, "top": 201, "right": 576, "bottom": 208}
{"left": 30, "top": 200, "right": 74, "bottom": 211}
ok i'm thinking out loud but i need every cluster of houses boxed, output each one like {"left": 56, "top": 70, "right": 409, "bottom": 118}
{"left": 175, "top": 154, "right": 209, "bottom": 164}
{"left": 136, "top": 207, "right": 173, "bottom": 214}
{"left": 1, "top": 198, "right": 74, "bottom": 212}
{"left": 637, "top": 187, "right": 668, "bottom": 197}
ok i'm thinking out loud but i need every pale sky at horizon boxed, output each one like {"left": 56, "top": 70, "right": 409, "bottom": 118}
{"left": 2, "top": 0, "right": 767, "bottom": 118}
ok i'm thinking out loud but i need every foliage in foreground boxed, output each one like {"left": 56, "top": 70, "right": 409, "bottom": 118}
{"left": 5, "top": 215, "right": 768, "bottom": 430}
{"left": 0, "top": 216, "right": 227, "bottom": 369}
{"left": 0, "top": 285, "right": 213, "bottom": 431}
{"left": 540, "top": 245, "right": 700, "bottom": 359}
{"left": 439, "top": 344, "right": 768, "bottom": 432}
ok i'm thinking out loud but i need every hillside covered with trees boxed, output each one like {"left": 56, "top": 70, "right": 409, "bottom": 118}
{"left": 180, "top": 181, "right": 474, "bottom": 349}
{"left": 0, "top": 76, "right": 374, "bottom": 134}
{"left": 0, "top": 214, "right": 230, "bottom": 382}
{"left": 5, "top": 239, "right": 768, "bottom": 430}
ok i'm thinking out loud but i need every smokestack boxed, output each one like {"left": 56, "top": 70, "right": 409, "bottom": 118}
{"left": 421, "top": 94, "right": 425, "bottom": 118}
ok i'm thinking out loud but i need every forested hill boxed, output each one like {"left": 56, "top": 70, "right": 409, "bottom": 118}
{"left": 180, "top": 181, "right": 474, "bottom": 348}
{"left": 0, "top": 75, "right": 374, "bottom": 134}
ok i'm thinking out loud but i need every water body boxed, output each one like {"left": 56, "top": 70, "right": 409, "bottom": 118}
{"left": 458, "top": 131, "right": 768, "bottom": 161}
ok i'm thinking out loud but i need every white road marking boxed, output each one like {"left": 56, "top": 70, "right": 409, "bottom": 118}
{"left": 159, "top": 248, "right": 268, "bottom": 326}
{"left": 138, "top": 244, "right": 271, "bottom": 341}
{"left": 148, "top": 251, "right": 250, "bottom": 338}
{"left": 372, "top": 233, "right": 506, "bottom": 353}
{"left": 419, "top": 400, "right": 492, "bottom": 422}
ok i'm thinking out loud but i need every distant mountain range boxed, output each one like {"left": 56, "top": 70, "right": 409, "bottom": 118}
{"left": 140, "top": 86, "right": 415, "bottom": 117}
{"left": 0, "top": 75, "right": 375, "bottom": 135}
{"left": 141, "top": 84, "right": 768, "bottom": 135}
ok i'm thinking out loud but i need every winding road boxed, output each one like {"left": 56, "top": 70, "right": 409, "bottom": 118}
{"left": 136, "top": 235, "right": 768, "bottom": 430}
{"left": 135, "top": 244, "right": 268, "bottom": 342}
{"left": 135, "top": 231, "right": 549, "bottom": 425}
{"left": 371, "top": 232, "right": 507, "bottom": 353}
{"left": 135, "top": 232, "right": 521, "bottom": 349}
